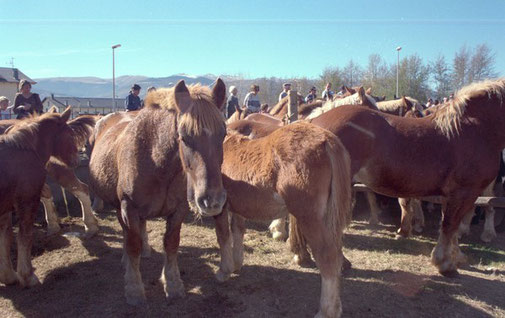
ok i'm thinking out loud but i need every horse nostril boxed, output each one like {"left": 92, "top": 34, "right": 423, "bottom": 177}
{"left": 198, "top": 196, "right": 210, "bottom": 209}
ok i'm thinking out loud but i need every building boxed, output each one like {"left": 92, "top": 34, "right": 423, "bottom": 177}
{"left": 0, "top": 67, "right": 36, "bottom": 118}
{"left": 42, "top": 95, "right": 119, "bottom": 118}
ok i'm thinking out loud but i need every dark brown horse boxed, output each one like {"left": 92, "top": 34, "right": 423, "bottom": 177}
{"left": 0, "top": 107, "right": 93, "bottom": 287}
{"left": 305, "top": 79, "right": 505, "bottom": 276}
{"left": 88, "top": 80, "right": 227, "bottom": 305}
{"left": 219, "top": 122, "right": 352, "bottom": 317}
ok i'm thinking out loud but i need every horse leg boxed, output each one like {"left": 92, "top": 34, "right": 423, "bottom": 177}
{"left": 63, "top": 180, "right": 99, "bottom": 238}
{"left": 0, "top": 212, "right": 17, "bottom": 285}
{"left": 92, "top": 197, "right": 104, "bottom": 213}
{"left": 40, "top": 183, "right": 61, "bottom": 235}
{"left": 480, "top": 182, "right": 497, "bottom": 242}
{"left": 366, "top": 191, "right": 381, "bottom": 225}
{"left": 160, "top": 209, "right": 186, "bottom": 301}
{"left": 288, "top": 214, "right": 313, "bottom": 267}
{"left": 457, "top": 210, "right": 474, "bottom": 238}
{"left": 397, "top": 198, "right": 413, "bottom": 238}
{"left": 411, "top": 199, "right": 425, "bottom": 233}
{"left": 268, "top": 217, "right": 288, "bottom": 241}
{"left": 140, "top": 219, "right": 151, "bottom": 258}
{"left": 214, "top": 209, "right": 234, "bottom": 282}
{"left": 231, "top": 213, "right": 246, "bottom": 272}
{"left": 431, "top": 198, "right": 475, "bottom": 277}
{"left": 296, "top": 214, "right": 343, "bottom": 318}
{"left": 119, "top": 199, "right": 145, "bottom": 306}
{"left": 16, "top": 201, "right": 41, "bottom": 287}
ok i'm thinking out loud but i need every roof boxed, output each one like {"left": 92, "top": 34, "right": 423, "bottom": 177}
{"left": 42, "top": 96, "right": 119, "bottom": 108}
{"left": 0, "top": 67, "right": 36, "bottom": 84}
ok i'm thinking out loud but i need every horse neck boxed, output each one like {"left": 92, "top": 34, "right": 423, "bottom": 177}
{"left": 31, "top": 124, "right": 56, "bottom": 164}
{"left": 464, "top": 97, "right": 505, "bottom": 147}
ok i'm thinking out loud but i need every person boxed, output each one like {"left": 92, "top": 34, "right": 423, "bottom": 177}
{"left": 449, "top": 93, "right": 454, "bottom": 100}
{"left": 0, "top": 96, "right": 10, "bottom": 119}
{"left": 243, "top": 84, "right": 261, "bottom": 113}
{"left": 13, "top": 79, "right": 43, "bottom": 119}
{"left": 426, "top": 98, "right": 433, "bottom": 108}
{"left": 125, "top": 84, "right": 142, "bottom": 111}
{"left": 321, "top": 82, "right": 334, "bottom": 101}
{"left": 443, "top": 97, "right": 448, "bottom": 104}
{"left": 434, "top": 99, "right": 440, "bottom": 106}
{"left": 278, "top": 83, "right": 291, "bottom": 102}
{"left": 260, "top": 103, "right": 269, "bottom": 113}
{"left": 226, "top": 85, "right": 240, "bottom": 119}
{"left": 305, "top": 87, "right": 317, "bottom": 103}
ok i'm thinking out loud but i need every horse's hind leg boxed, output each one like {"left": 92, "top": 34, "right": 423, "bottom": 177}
{"left": 160, "top": 208, "right": 186, "bottom": 301}
{"left": 458, "top": 210, "right": 474, "bottom": 238}
{"left": 288, "top": 214, "right": 312, "bottom": 267}
{"left": 41, "top": 183, "right": 61, "bottom": 235}
{"left": 118, "top": 199, "right": 145, "bottom": 306}
{"left": 16, "top": 201, "right": 41, "bottom": 287}
{"left": 366, "top": 191, "right": 381, "bottom": 225}
{"left": 231, "top": 213, "right": 246, "bottom": 272}
{"left": 411, "top": 199, "right": 425, "bottom": 233}
{"left": 269, "top": 217, "right": 288, "bottom": 241}
{"left": 140, "top": 219, "right": 151, "bottom": 258}
{"left": 397, "top": 198, "right": 413, "bottom": 238}
{"left": 0, "top": 212, "right": 17, "bottom": 285}
{"left": 63, "top": 179, "right": 99, "bottom": 237}
{"left": 214, "top": 209, "right": 234, "bottom": 282}
{"left": 480, "top": 182, "right": 497, "bottom": 242}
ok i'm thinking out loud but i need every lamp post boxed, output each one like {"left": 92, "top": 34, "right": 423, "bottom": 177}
{"left": 112, "top": 44, "right": 121, "bottom": 112}
{"left": 396, "top": 46, "right": 402, "bottom": 99}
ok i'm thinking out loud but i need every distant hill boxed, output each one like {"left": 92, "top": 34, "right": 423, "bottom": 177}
{"left": 33, "top": 74, "right": 215, "bottom": 99}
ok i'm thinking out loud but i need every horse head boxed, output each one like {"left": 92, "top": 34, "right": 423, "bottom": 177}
{"left": 174, "top": 79, "right": 227, "bottom": 217}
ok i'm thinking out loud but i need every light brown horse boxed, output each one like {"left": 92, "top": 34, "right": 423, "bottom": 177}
{"left": 0, "top": 115, "right": 99, "bottom": 237}
{"left": 218, "top": 121, "right": 352, "bottom": 317}
{"left": 304, "top": 79, "right": 505, "bottom": 276}
{"left": 0, "top": 107, "right": 93, "bottom": 287}
{"left": 88, "top": 80, "right": 227, "bottom": 305}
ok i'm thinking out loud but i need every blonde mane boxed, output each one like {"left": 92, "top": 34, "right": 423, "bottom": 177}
{"left": 376, "top": 99, "right": 408, "bottom": 113}
{"left": 306, "top": 92, "right": 377, "bottom": 119}
{"left": 434, "top": 78, "right": 505, "bottom": 138}
{"left": 144, "top": 84, "right": 225, "bottom": 136}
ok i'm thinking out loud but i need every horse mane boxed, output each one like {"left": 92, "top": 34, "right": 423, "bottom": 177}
{"left": 67, "top": 115, "right": 96, "bottom": 148}
{"left": 434, "top": 78, "right": 505, "bottom": 138}
{"left": 144, "top": 84, "right": 225, "bottom": 136}
{"left": 306, "top": 89, "right": 377, "bottom": 119}
{"left": 376, "top": 99, "right": 408, "bottom": 112}
{"left": 298, "top": 100, "right": 324, "bottom": 117}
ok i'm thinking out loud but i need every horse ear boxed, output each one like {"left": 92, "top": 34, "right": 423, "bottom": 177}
{"left": 174, "top": 80, "right": 192, "bottom": 113}
{"left": 212, "top": 78, "right": 226, "bottom": 110}
{"left": 345, "top": 86, "right": 352, "bottom": 93}
{"left": 61, "top": 106, "right": 72, "bottom": 122}
{"left": 358, "top": 87, "right": 366, "bottom": 99}
{"left": 48, "top": 105, "right": 59, "bottom": 113}
{"left": 365, "top": 87, "right": 372, "bottom": 95}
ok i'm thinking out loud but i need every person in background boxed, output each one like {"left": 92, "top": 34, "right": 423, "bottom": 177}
{"left": 278, "top": 83, "right": 291, "bottom": 102}
{"left": 125, "top": 84, "right": 142, "bottom": 111}
{"left": 443, "top": 97, "right": 448, "bottom": 104}
{"left": 426, "top": 98, "right": 433, "bottom": 108}
{"left": 305, "top": 86, "right": 317, "bottom": 103}
{"left": 260, "top": 103, "right": 269, "bottom": 113}
{"left": 434, "top": 99, "right": 440, "bottom": 106}
{"left": 449, "top": 93, "right": 454, "bottom": 100}
{"left": 13, "top": 79, "right": 43, "bottom": 119}
{"left": 243, "top": 84, "right": 261, "bottom": 113}
{"left": 226, "top": 85, "right": 240, "bottom": 119}
{"left": 322, "top": 82, "right": 334, "bottom": 101}
{"left": 0, "top": 96, "right": 10, "bottom": 119}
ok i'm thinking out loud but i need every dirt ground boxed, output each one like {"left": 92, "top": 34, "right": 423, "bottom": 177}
{"left": 1, "top": 194, "right": 504, "bottom": 318}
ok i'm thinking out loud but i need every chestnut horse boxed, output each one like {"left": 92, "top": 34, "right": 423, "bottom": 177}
{"left": 88, "top": 80, "right": 227, "bottom": 305}
{"left": 0, "top": 115, "right": 98, "bottom": 237}
{"left": 0, "top": 107, "right": 93, "bottom": 287}
{"left": 302, "top": 79, "right": 505, "bottom": 276}
{"left": 218, "top": 122, "right": 352, "bottom": 317}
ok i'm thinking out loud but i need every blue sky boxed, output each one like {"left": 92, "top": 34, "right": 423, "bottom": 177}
{"left": 1, "top": 0, "right": 504, "bottom": 79}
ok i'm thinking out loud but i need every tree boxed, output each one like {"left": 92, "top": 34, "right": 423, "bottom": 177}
{"left": 396, "top": 54, "right": 431, "bottom": 101}
{"left": 342, "top": 60, "right": 362, "bottom": 87}
{"left": 468, "top": 43, "right": 496, "bottom": 82}
{"left": 362, "top": 54, "right": 393, "bottom": 98}
{"left": 430, "top": 54, "right": 451, "bottom": 99}
{"left": 319, "top": 66, "right": 344, "bottom": 94}
{"left": 452, "top": 45, "right": 471, "bottom": 89}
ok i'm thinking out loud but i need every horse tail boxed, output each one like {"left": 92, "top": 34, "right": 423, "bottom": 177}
{"left": 324, "top": 137, "right": 353, "bottom": 247}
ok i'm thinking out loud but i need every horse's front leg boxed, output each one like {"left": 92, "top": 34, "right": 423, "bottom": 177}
{"left": 366, "top": 191, "right": 381, "bottom": 225}
{"left": 397, "top": 197, "right": 413, "bottom": 238}
{"left": 16, "top": 200, "right": 41, "bottom": 287}
{"left": 214, "top": 209, "right": 234, "bottom": 282}
{"left": 231, "top": 213, "right": 246, "bottom": 272}
{"left": 0, "top": 212, "right": 17, "bottom": 285}
{"left": 160, "top": 207, "right": 187, "bottom": 301}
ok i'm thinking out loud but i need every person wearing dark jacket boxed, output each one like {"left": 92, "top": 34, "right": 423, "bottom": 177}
{"left": 125, "top": 84, "right": 142, "bottom": 111}
{"left": 13, "top": 79, "right": 43, "bottom": 119}
{"left": 226, "top": 85, "right": 239, "bottom": 118}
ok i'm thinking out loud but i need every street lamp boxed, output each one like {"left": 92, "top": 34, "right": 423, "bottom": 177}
{"left": 396, "top": 46, "right": 402, "bottom": 99}
{"left": 112, "top": 44, "right": 121, "bottom": 112}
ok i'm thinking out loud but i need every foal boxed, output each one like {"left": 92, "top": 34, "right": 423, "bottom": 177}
{"left": 216, "top": 122, "right": 352, "bottom": 317}
{"left": 0, "top": 108, "right": 93, "bottom": 287}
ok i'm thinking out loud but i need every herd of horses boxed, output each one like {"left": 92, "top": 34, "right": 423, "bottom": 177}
{"left": 1, "top": 77, "right": 505, "bottom": 317}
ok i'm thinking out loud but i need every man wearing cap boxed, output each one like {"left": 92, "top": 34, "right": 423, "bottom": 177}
{"left": 278, "top": 83, "right": 291, "bottom": 102}
{"left": 125, "top": 84, "right": 142, "bottom": 111}
{"left": 305, "top": 87, "right": 317, "bottom": 104}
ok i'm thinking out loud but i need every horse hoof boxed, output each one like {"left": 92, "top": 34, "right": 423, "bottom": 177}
{"left": 292, "top": 255, "right": 314, "bottom": 268}
{"left": 47, "top": 224, "right": 61, "bottom": 236}
{"left": 125, "top": 288, "right": 147, "bottom": 306}
{"left": 141, "top": 246, "right": 152, "bottom": 259}
{"left": 165, "top": 287, "right": 185, "bottom": 302}
{"left": 342, "top": 257, "right": 352, "bottom": 272}
{"left": 368, "top": 217, "right": 380, "bottom": 226}
{"left": 271, "top": 231, "right": 287, "bottom": 241}
{"left": 18, "top": 273, "right": 40, "bottom": 288}
{"left": 413, "top": 224, "right": 424, "bottom": 233}
{"left": 215, "top": 270, "right": 231, "bottom": 282}
{"left": 480, "top": 231, "right": 497, "bottom": 243}
{"left": 395, "top": 229, "right": 410, "bottom": 239}
{"left": 84, "top": 225, "right": 99, "bottom": 239}
{"left": 440, "top": 269, "right": 460, "bottom": 278}
{"left": 0, "top": 271, "right": 18, "bottom": 285}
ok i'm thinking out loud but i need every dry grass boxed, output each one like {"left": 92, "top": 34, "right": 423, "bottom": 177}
{"left": 0, "top": 196, "right": 504, "bottom": 318}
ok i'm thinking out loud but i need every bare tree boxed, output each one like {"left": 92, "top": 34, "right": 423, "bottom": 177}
{"left": 452, "top": 45, "right": 471, "bottom": 89}
{"left": 468, "top": 43, "right": 496, "bottom": 82}
{"left": 319, "top": 66, "right": 344, "bottom": 95}
{"left": 431, "top": 54, "right": 451, "bottom": 99}
{"left": 342, "top": 60, "right": 362, "bottom": 87}
{"left": 362, "top": 54, "right": 393, "bottom": 98}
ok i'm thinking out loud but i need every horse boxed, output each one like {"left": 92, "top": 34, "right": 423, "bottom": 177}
{"left": 218, "top": 121, "right": 352, "bottom": 317}
{"left": 298, "top": 78, "right": 505, "bottom": 276}
{"left": 88, "top": 79, "right": 227, "bottom": 305}
{"left": 0, "top": 114, "right": 98, "bottom": 237}
{"left": 0, "top": 107, "right": 94, "bottom": 287}
{"left": 376, "top": 96, "right": 418, "bottom": 116}
{"left": 226, "top": 106, "right": 252, "bottom": 124}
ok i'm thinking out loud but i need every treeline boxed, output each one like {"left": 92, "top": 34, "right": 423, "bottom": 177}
{"left": 226, "top": 43, "right": 497, "bottom": 106}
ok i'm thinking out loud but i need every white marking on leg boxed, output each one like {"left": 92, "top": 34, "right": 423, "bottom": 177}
{"left": 316, "top": 274, "right": 341, "bottom": 318}
{"left": 124, "top": 251, "right": 145, "bottom": 305}
{"left": 269, "top": 218, "right": 287, "bottom": 241}
{"left": 481, "top": 207, "right": 497, "bottom": 242}
{"left": 161, "top": 252, "right": 185, "bottom": 299}
{"left": 216, "top": 234, "right": 234, "bottom": 282}
{"left": 73, "top": 191, "right": 99, "bottom": 237}
{"left": 41, "top": 197, "right": 60, "bottom": 235}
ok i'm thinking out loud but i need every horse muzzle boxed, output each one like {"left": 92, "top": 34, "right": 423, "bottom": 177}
{"left": 195, "top": 190, "right": 227, "bottom": 217}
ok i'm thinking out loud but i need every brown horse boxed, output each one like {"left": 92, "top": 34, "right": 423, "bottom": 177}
{"left": 0, "top": 107, "right": 93, "bottom": 287}
{"left": 88, "top": 80, "right": 227, "bottom": 305}
{"left": 303, "top": 78, "right": 505, "bottom": 276}
{"left": 218, "top": 121, "right": 352, "bottom": 317}
{"left": 0, "top": 115, "right": 99, "bottom": 237}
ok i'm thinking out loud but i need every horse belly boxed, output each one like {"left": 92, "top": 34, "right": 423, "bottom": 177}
{"left": 229, "top": 190, "right": 288, "bottom": 221}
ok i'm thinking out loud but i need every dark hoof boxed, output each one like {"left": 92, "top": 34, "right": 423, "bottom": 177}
{"left": 440, "top": 269, "right": 460, "bottom": 278}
